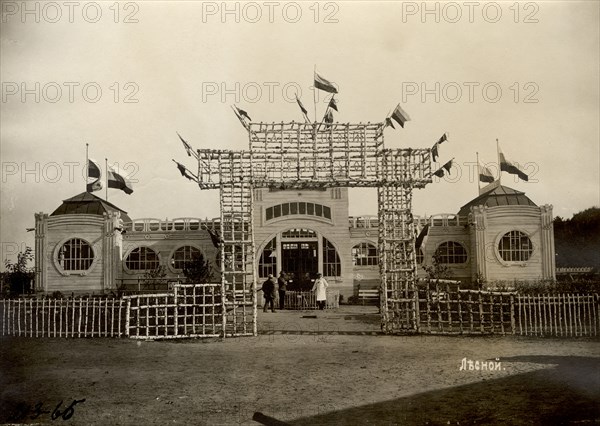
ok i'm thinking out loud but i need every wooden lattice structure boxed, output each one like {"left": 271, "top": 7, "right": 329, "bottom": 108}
{"left": 193, "top": 121, "right": 434, "bottom": 334}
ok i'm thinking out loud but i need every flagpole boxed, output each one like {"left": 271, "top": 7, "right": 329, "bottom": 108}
{"left": 496, "top": 138, "right": 501, "bottom": 185}
{"left": 105, "top": 158, "right": 108, "bottom": 201}
{"left": 476, "top": 151, "right": 481, "bottom": 194}
{"left": 313, "top": 65, "right": 317, "bottom": 123}
{"left": 85, "top": 143, "right": 89, "bottom": 193}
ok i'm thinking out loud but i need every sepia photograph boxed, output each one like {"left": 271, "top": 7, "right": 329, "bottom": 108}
{"left": 1, "top": 1, "right": 599, "bottom": 424}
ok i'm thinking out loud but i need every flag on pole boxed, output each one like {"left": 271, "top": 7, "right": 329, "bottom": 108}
{"left": 391, "top": 104, "right": 411, "bottom": 128}
{"left": 174, "top": 160, "right": 196, "bottom": 181}
{"left": 234, "top": 105, "right": 251, "bottom": 121}
{"left": 433, "top": 159, "right": 453, "bottom": 178}
{"left": 499, "top": 148, "right": 528, "bottom": 181}
{"left": 86, "top": 158, "right": 103, "bottom": 192}
{"left": 314, "top": 72, "right": 338, "bottom": 94}
{"left": 436, "top": 133, "right": 448, "bottom": 144}
{"left": 328, "top": 97, "right": 338, "bottom": 112}
{"left": 88, "top": 158, "right": 101, "bottom": 179}
{"left": 433, "top": 168, "right": 445, "bottom": 178}
{"left": 431, "top": 143, "right": 439, "bottom": 162}
{"left": 86, "top": 179, "right": 103, "bottom": 192}
{"left": 479, "top": 164, "right": 495, "bottom": 183}
{"left": 385, "top": 117, "right": 395, "bottom": 130}
{"left": 177, "top": 132, "right": 195, "bottom": 158}
{"left": 107, "top": 163, "right": 134, "bottom": 194}
{"left": 442, "top": 159, "right": 453, "bottom": 174}
{"left": 296, "top": 96, "right": 308, "bottom": 115}
{"left": 324, "top": 109, "right": 334, "bottom": 123}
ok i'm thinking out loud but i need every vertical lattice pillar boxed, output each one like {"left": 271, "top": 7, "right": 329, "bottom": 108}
{"left": 378, "top": 152, "right": 418, "bottom": 333}
{"left": 219, "top": 153, "right": 256, "bottom": 337}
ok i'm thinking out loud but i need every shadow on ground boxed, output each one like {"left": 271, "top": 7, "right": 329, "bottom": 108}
{"left": 255, "top": 355, "right": 600, "bottom": 426}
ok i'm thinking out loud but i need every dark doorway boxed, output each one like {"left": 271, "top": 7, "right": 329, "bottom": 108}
{"left": 282, "top": 241, "right": 318, "bottom": 291}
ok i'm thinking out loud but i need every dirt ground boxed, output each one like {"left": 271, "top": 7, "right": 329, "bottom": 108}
{"left": 1, "top": 306, "right": 599, "bottom": 425}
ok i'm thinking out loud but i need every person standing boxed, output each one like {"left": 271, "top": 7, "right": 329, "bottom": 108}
{"left": 259, "top": 274, "right": 277, "bottom": 313}
{"left": 311, "top": 272, "right": 329, "bottom": 310}
{"left": 277, "top": 271, "right": 288, "bottom": 310}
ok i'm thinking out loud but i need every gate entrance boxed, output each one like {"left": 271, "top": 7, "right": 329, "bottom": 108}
{"left": 177, "top": 109, "right": 447, "bottom": 336}
{"left": 282, "top": 241, "right": 318, "bottom": 291}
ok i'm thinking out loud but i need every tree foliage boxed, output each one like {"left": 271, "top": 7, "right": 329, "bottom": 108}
{"left": 2, "top": 247, "right": 35, "bottom": 296}
{"left": 422, "top": 253, "right": 453, "bottom": 280}
{"left": 140, "top": 265, "right": 167, "bottom": 290}
{"left": 554, "top": 207, "right": 600, "bottom": 269}
{"left": 182, "top": 253, "right": 213, "bottom": 284}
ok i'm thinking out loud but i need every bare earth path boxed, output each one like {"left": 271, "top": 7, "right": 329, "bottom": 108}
{"left": 1, "top": 306, "right": 598, "bottom": 425}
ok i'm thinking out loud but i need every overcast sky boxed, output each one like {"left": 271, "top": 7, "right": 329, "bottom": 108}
{"left": 1, "top": 1, "right": 599, "bottom": 266}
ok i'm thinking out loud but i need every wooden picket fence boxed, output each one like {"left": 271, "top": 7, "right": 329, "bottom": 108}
{"left": 515, "top": 294, "right": 598, "bottom": 337}
{"left": 0, "top": 297, "right": 126, "bottom": 338}
{"left": 124, "top": 283, "right": 227, "bottom": 339}
{"left": 417, "top": 281, "right": 599, "bottom": 337}
{"left": 282, "top": 290, "right": 339, "bottom": 310}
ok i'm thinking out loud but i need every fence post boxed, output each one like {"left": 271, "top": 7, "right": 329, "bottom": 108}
{"left": 510, "top": 294, "right": 515, "bottom": 335}
{"left": 478, "top": 291, "right": 484, "bottom": 333}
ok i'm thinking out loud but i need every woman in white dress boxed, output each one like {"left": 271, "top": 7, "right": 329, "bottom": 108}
{"left": 311, "top": 272, "right": 329, "bottom": 310}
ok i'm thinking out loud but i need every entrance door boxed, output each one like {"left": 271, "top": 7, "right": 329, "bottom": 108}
{"left": 281, "top": 241, "right": 318, "bottom": 291}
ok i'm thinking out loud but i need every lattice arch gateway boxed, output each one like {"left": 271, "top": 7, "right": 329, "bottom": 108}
{"left": 177, "top": 116, "right": 441, "bottom": 335}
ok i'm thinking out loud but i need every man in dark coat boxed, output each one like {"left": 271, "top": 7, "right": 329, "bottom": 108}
{"left": 277, "top": 271, "right": 288, "bottom": 310}
{"left": 259, "top": 274, "right": 277, "bottom": 313}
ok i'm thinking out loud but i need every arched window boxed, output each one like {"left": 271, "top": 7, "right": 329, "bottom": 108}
{"left": 266, "top": 202, "right": 332, "bottom": 221}
{"left": 498, "top": 231, "right": 533, "bottom": 262}
{"left": 125, "top": 247, "right": 159, "bottom": 271}
{"left": 58, "top": 238, "right": 94, "bottom": 271}
{"left": 435, "top": 241, "right": 467, "bottom": 264}
{"left": 171, "top": 246, "right": 202, "bottom": 270}
{"left": 258, "top": 238, "right": 277, "bottom": 278}
{"left": 281, "top": 228, "right": 317, "bottom": 239}
{"left": 323, "top": 237, "right": 341, "bottom": 276}
{"left": 352, "top": 243, "right": 378, "bottom": 266}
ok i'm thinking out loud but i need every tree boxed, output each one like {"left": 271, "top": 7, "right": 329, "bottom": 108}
{"left": 140, "top": 265, "right": 167, "bottom": 290}
{"left": 182, "top": 253, "right": 213, "bottom": 284}
{"left": 554, "top": 207, "right": 600, "bottom": 269}
{"left": 422, "top": 253, "right": 452, "bottom": 280}
{"left": 3, "top": 247, "right": 35, "bottom": 297}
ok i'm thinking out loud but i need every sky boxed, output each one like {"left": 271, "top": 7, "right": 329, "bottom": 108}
{"left": 1, "top": 0, "right": 599, "bottom": 267}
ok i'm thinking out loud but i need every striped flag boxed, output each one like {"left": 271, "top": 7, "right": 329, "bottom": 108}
{"left": 86, "top": 179, "right": 103, "bottom": 192}
{"left": 499, "top": 148, "right": 528, "bottom": 181}
{"left": 385, "top": 117, "right": 395, "bottom": 129}
{"left": 328, "top": 97, "right": 338, "bottom": 112}
{"left": 479, "top": 164, "right": 495, "bottom": 183}
{"left": 107, "top": 163, "right": 134, "bottom": 194}
{"left": 86, "top": 158, "right": 102, "bottom": 193}
{"left": 391, "top": 104, "right": 411, "bottom": 128}
{"left": 87, "top": 158, "right": 101, "bottom": 179}
{"left": 314, "top": 72, "right": 338, "bottom": 94}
